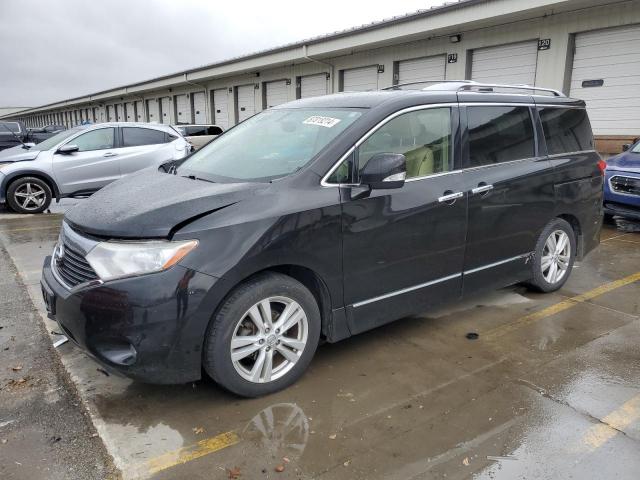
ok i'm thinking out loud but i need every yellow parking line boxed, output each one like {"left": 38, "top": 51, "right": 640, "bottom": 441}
{"left": 146, "top": 430, "right": 240, "bottom": 475}
{"left": 484, "top": 271, "right": 640, "bottom": 340}
{"left": 0, "top": 225, "right": 60, "bottom": 233}
{"left": 583, "top": 393, "right": 640, "bottom": 451}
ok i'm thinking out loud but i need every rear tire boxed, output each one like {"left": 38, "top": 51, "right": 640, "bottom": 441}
{"left": 525, "top": 218, "right": 576, "bottom": 293}
{"left": 6, "top": 176, "right": 52, "bottom": 214}
{"left": 203, "top": 273, "right": 321, "bottom": 397}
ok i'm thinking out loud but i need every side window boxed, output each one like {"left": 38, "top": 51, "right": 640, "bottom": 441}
{"left": 358, "top": 108, "right": 452, "bottom": 179}
{"left": 467, "top": 106, "right": 535, "bottom": 167}
{"left": 538, "top": 107, "right": 593, "bottom": 155}
{"left": 326, "top": 151, "right": 355, "bottom": 184}
{"left": 206, "top": 126, "right": 223, "bottom": 135}
{"left": 70, "top": 128, "right": 115, "bottom": 152}
{"left": 122, "top": 127, "right": 168, "bottom": 147}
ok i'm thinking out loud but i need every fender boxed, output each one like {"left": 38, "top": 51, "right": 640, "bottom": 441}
{"left": 0, "top": 169, "right": 61, "bottom": 202}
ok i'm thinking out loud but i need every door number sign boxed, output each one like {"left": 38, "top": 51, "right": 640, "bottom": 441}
{"left": 538, "top": 39, "right": 551, "bottom": 50}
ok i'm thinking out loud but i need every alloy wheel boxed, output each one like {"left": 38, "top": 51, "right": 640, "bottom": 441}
{"left": 13, "top": 182, "right": 47, "bottom": 211}
{"left": 541, "top": 229, "right": 571, "bottom": 284}
{"left": 230, "top": 296, "right": 308, "bottom": 384}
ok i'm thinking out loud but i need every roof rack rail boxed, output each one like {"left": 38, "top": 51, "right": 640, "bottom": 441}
{"left": 381, "top": 80, "right": 474, "bottom": 91}
{"left": 455, "top": 82, "right": 565, "bottom": 97}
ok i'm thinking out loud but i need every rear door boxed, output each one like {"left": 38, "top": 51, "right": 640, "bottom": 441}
{"left": 52, "top": 127, "right": 120, "bottom": 194}
{"left": 460, "top": 98, "right": 555, "bottom": 293}
{"left": 117, "top": 126, "right": 175, "bottom": 175}
{"left": 339, "top": 105, "right": 467, "bottom": 334}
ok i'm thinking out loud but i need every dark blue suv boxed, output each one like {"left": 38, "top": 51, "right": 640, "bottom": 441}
{"left": 604, "top": 140, "right": 640, "bottom": 220}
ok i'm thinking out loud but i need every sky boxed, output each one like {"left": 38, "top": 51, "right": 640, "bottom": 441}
{"left": 0, "top": 0, "right": 447, "bottom": 108}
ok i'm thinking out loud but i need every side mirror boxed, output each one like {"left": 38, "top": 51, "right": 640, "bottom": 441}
{"left": 56, "top": 144, "right": 79, "bottom": 154}
{"left": 360, "top": 153, "right": 406, "bottom": 190}
{"left": 622, "top": 144, "right": 631, "bottom": 152}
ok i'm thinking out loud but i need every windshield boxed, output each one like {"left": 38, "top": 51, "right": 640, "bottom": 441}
{"left": 178, "top": 108, "right": 363, "bottom": 182}
{"left": 29, "top": 127, "right": 84, "bottom": 151}
{"left": 632, "top": 142, "right": 640, "bottom": 153}
{"left": 0, "top": 122, "right": 21, "bottom": 134}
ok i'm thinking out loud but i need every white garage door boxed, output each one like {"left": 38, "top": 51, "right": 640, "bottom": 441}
{"left": 398, "top": 55, "right": 446, "bottom": 85}
{"left": 570, "top": 25, "right": 640, "bottom": 136}
{"left": 236, "top": 85, "right": 256, "bottom": 122}
{"left": 175, "top": 94, "right": 190, "bottom": 123}
{"left": 135, "top": 101, "right": 144, "bottom": 122}
{"left": 106, "top": 105, "right": 114, "bottom": 122}
{"left": 300, "top": 74, "right": 328, "bottom": 98}
{"left": 212, "top": 89, "right": 229, "bottom": 130}
{"left": 160, "top": 97, "right": 171, "bottom": 124}
{"left": 116, "top": 104, "right": 125, "bottom": 122}
{"left": 471, "top": 41, "right": 538, "bottom": 85}
{"left": 265, "top": 80, "right": 288, "bottom": 108}
{"left": 192, "top": 92, "right": 207, "bottom": 123}
{"left": 125, "top": 102, "right": 135, "bottom": 122}
{"left": 147, "top": 99, "right": 159, "bottom": 122}
{"left": 343, "top": 65, "right": 378, "bottom": 91}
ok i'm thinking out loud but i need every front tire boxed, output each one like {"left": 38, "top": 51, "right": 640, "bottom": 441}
{"left": 6, "top": 176, "right": 52, "bottom": 214}
{"left": 203, "top": 273, "right": 321, "bottom": 397}
{"left": 526, "top": 218, "right": 576, "bottom": 293}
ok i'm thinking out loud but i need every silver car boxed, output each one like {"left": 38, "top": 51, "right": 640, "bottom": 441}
{"left": 0, "top": 123, "right": 189, "bottom": 213}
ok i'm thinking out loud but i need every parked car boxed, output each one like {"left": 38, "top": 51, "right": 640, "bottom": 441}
{"left": 0, "top": 122, "right": 189, "bottom": 214}
{"left": 603, "top": 140, "right": 640, "bottom": 220}
{"left": 0, "top": 120, "right": 28, "bottom": 151}
{"left": 41, "top": 82, "right": 603, "bottom": 397}
{"left": 174, "top": 124, "right": 223, "bottom": 149}
{"left": 28, "top": 124, "right": 66, "bottom": 144}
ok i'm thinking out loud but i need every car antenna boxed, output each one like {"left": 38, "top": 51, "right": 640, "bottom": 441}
{"left": 0, "top": 122, "right": 29, "bottom": 149}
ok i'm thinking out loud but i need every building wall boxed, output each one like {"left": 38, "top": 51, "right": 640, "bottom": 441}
{"left": 10, "top": 0, "right": 640, "bottom": 152}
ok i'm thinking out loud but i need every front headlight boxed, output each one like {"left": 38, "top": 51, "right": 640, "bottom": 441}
{"left": 85, "top": 239, "right": 198, "bottom": 281}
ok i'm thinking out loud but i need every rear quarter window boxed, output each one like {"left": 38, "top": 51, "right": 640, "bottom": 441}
{"left": 538, "top": 107, "right": 594, "bottom": 155}
{"left": 122, "top": 127, "right": 168, "bottom": 147}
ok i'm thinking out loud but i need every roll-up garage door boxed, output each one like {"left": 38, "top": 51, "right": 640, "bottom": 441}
{"left": 570, "top": 25, "right": 640, "bottom": 136}
{"left": 146, "top": 99, "right": 159, "bottom": 122}
{"left": 471, "top": 41, "right": 538, "bottom": 85}
{"left": 116, "top": 104, "right": 125, "bottom": 122}
{"left": 236, "top": 85, "right": 256, "bottom": 122}
{"left": 300, "top": 74, "right": 328, "bottom": 98}
{"left": 342, "top": 65, "right": 378, "bottom": 91}
{"left": 192, "top": 92, "right": 206, "bottom": 123}
{"left": 212, "top": 89, "right": 229, "bottom": 130}
{"left": 160, "top": 97, "right": 171, "bottom": 124}
{"left": 265, "top": 80, "right": 288, "bottom": 108}
{"left": 106, "top": 105, "right": 114, "bottom": 122}
{"left": 134, "top": 101, "right": 144, "bottom": 122}
{"left": 125, "top": 102, "right": 135, "bottom": 122}
{"left": 397, "top": 55, "right": 446, "bottom": 85}
{"left": 175, "top": 94, "right": 190, "bottom": 123}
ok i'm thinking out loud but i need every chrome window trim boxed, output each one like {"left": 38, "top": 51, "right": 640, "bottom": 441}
{"left": 463, "top": 253, "right": 531, "bottom": 275}
{"left": 320, "top": 103, "right": 457, "bottom": 187}
{"left": 536, "top": 104, "right": 586, "bottom": 109}
{"left": 462, "top": 156, "right": 544, "bottom": 173}
{"left": 459, "top": 102, "right": 534, "bottom": 107}
{"left": 608, "top": 174, "right": 640, "bottom": 198}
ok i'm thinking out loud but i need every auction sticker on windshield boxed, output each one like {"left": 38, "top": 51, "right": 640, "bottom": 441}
{"left": 303, "top": 116, "right": 342, "bottom": 128}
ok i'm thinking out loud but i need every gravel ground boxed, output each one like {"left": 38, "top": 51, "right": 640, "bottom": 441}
{"left": 0, "top": 241, "right": 118, "bottom": 480}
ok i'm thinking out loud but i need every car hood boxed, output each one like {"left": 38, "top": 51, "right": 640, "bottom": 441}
{"left": 606, "top": 152, "right": 640, "bottom": 173}
{"left": 0, "top": 145, "right": 41, "bottom": 161}
{"left": 65, "top": 169, "right": 267, "bottom": 238}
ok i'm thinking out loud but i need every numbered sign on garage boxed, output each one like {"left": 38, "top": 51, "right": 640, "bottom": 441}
{"left": 342, "top": 65, "right": 378, "bottom": 91}
{"left": 471, "top": 41, "right": 538, "bottom": 85}
{"left": 212, "top": 89, "right": 229, "bottom": 130}
{"left": 175, "top": 94, "right": 191, "bottom": 123}
{"left": 397, "top": 55, "right": 446, "bottom": 85}
{"left": 192, "top": 92, "right": 207, "bottom": 123}
{"left": 160, "top": 97, "right": 171, "bottom": 124}
{"left": 300, "top": 74, "right": 328, "bottom": 98}
{"left": 265, "top": 80, "right": 289, "bottom": 108}
{"left": 569, "top": 25, "right": 640, "bottom": 135}
{"left": 146, "top": 99, "right": 159, "bottom": 122}
{"left": 236, "top": 85, "right": 256, "bottom": 122}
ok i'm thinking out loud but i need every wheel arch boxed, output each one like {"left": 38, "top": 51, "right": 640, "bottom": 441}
{"left": 556, "top": 213, "right": 583, "bottom": 259}
{"left": 2, "top": 170, "right": 60, "bottom": 201}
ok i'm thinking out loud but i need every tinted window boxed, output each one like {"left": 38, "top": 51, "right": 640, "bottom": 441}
{"left": 71, "top": 128, "right": 115, "bottom": 152}
{"left": 186, "top": 126, "right": 207, "bottom": 136}
{"left": 207, "top": 126, "right": 223, "bottom": 135}
{"left": 538, "top": 107, "right": 593, "bottom": 154}
{"left": 358, "top": 107, "right": 452, "bottom": 179}
{"left": 122, "top": 127, "right": 167, "bottom": 147}
{"left": 467, "top": 106, "right": 535, "bottom": 167}
{"left": 0, "top": 122, "right": 21, "bottom": 133}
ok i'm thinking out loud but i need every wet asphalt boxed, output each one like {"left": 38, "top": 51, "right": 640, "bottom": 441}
{"left": 0, "top": 201, "right": 639, "bottom": 479}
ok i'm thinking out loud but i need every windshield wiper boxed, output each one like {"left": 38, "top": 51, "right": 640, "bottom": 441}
{"left": 0, "top": 123, "right": 27, "bottom": 149}
{"left": 180, "top": 174, "right": 215, "bottom": 184}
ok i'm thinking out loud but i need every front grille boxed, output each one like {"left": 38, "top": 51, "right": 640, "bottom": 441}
{"left": 54, "top": 240, "right": 99, "bottom": 288}
{"left": 610, "top": 175, "right": 640, "bottom": 197}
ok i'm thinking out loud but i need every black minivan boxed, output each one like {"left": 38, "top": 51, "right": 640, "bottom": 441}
{"left": 41, "top": 82, "right": 604, "bottom": 397}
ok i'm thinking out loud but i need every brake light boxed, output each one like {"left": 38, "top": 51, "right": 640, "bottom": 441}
{"left": 597, "top": 159, "right": 607, "bottom": 174}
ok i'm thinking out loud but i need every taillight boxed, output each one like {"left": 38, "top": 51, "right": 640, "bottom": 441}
{"left": 597, "top": 159, "right": 607, "bottom": 174}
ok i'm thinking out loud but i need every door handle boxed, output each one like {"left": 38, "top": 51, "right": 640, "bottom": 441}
{"left": 103, "top": 152, "right": 117, "bottom": 157}
{"left": 438, "top": 191, "right": 464, "bottom": 204}
{"left": 471, "top": 183, "right": 494, "bottom": 195}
